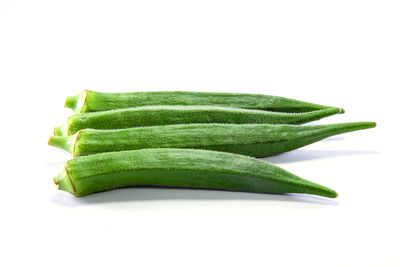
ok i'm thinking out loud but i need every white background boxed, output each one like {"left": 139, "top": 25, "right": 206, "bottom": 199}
{"left": 0, "top": 1, "right": 399, "bottom": 266}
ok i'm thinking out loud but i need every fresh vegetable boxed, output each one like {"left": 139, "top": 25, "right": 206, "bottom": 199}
{"left": 53, "top": 148, "right": 337, "bottom": 198}
{"left": 54, "top": 105, "right": 343, "bottom": 136}
{"left": 49, "top": 122, "right": 376, "bottom": 157}
{"left": 65, "top": 90, "right": 342, "bottom": 113}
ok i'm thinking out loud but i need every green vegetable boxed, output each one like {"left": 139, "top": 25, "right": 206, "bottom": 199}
{"left": 53, "top": 148, "right": 337, "bottom": 198}
{"left": 49, "top": 122, "right": 376, "bottom": 157}
{"left": 65, "top": 90, "right": 342, "bottom": 113}
{"left": 54, "top": 105, "right": 343, "bottom": 136}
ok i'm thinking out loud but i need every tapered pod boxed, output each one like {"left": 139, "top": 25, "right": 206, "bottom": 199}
{"left": 54, "top": 105, "right": 343, "bottom": 136}
{"left": 53, "top": 148, "right": 337, "bottom": 198}
{"left": 49, "top": 122, "right": 376, "bottom": 157}
{"left": 65, "top": 90, "right": 342, "bottom": 113}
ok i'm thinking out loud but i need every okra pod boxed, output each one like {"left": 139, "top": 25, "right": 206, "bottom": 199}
{"left": 49, "top": 122, "right": 376, "bottom": 157}
{"left": 65, "top": 90, "right": 342, "bottom": 113}
{"left": 53, "top": 148, "right": 337, "bottom": 198}
{"left": 54, "top": 105, "right": 343, "bottom": 136}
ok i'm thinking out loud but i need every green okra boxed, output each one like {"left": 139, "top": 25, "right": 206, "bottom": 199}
{"left": 54, "top": 105, "right": 343, "bottom": 136}
{"left": 53, "top": 148, "right": 338, "bottom": 198}
{"left": 65, "top": 90, "right": 342, "bottom": 113}
{"left": 49, "top": 122, "right": 376, "bottom": 157}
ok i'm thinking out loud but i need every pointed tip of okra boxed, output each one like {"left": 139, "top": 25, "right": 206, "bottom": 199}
{"left": 323, "top": 106, "right": 345, "bottom": 114}
{"left": 65, "top": 90, "right": 90, "bottom": 113}
{"left": 332, "top": 107, "right": 345, "bottom": 114}
{"left": 301, "top": 107, "right": 343, "bottom": 123}
{"left": 330, "top": 121, "right": 376, "bottom": 130}
{"left": 322, "top": 107, "right": 342, "bottom": 114}
{"left": 323, "top": 121, "right": 377, "bottom": 135}
{"left": 299, "top": 178, "right": 338, "bottom": 198}
{"left": 288, "top": 170, "right": 338, "bottom": 198}
{"left": 322, "top": 188, "right": 338, "bottom": 198}
{"left": 305, "top": 182, "right": 338, "bottom": 198}
{"left": 358, "top": 121, "right": 376, "bottom": 129}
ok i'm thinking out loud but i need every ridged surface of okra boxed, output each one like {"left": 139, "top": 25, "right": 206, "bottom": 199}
{"left": 65, "top": 90, "right": 341, "bottom": 113}
{"left": 49, "top": 122, "right": 376, "bottom": 157}
{"left": 53, "top": 148, "right": 337, "bottom": 198}
{"left": 54, "top": 105, "right": 343, "bottom": 136}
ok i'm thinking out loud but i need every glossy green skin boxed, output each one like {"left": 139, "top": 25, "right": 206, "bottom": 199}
{"left": 53, "top": 148, "right": 337, "bottom": 198}
{"left": 65, "top": 90, "right": 339, "bottom": 113}
{"left": 49, "top": 122, "right": 376, "bottom": 157}
{"left": 54, "top": 105, "right": 343, "bottom": 136}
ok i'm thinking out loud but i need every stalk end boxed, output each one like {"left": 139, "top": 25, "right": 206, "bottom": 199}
{"left": 64, "top": 94, "right": 78, "bottom": 110}
{"left": 53, "top": 174, "right": 60, "bottom": 185}
{"left": 65, "top": 90, "right": 90, "bottom": 113}
{"left": 54, "top": 118, "right": 70, "bottom": 136}
{"left": 54, "top": 126, "right": 64, "bottom": 136}
{"left": 53, "top": 166, "right": 77, "bottom": 196}
{"left": 48, "top": 135, "right": 75, "bottom": 154}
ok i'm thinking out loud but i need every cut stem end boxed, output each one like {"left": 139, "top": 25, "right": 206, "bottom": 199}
{"left": 65, "top": 90, "right": 89, "bottom": 113}
{"left": 54, "top": 166, "right": 77, "bottom": 196}
{"left": 48, "top": 135, "right": 75, "bottom": 154}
